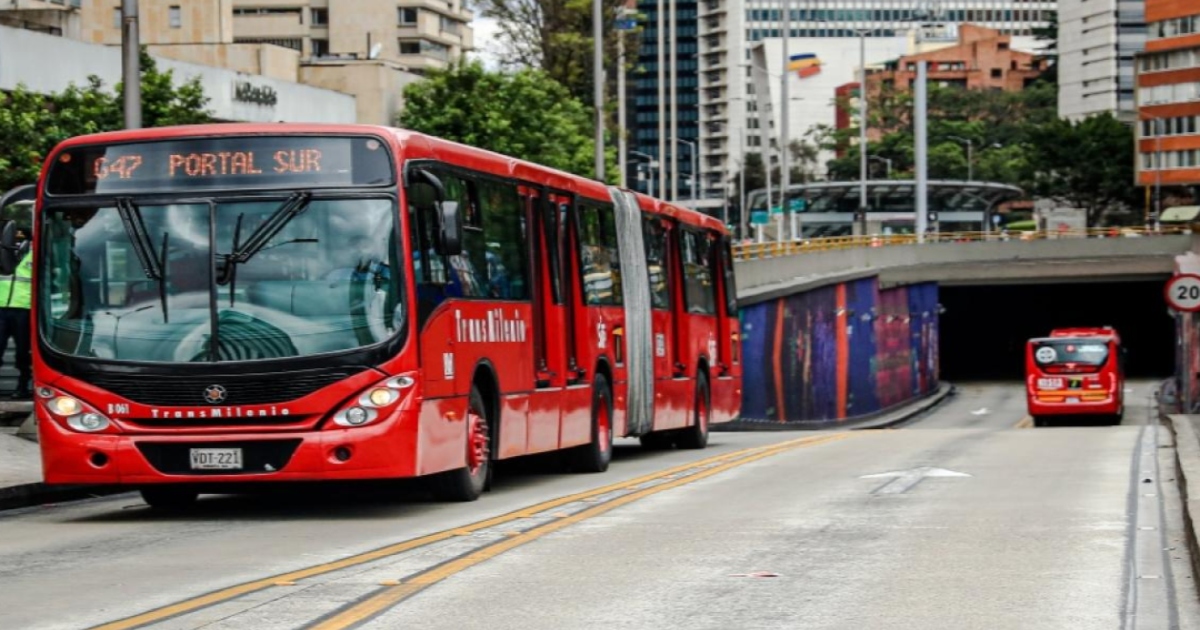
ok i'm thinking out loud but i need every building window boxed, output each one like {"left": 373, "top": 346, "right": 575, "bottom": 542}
{"left": 113, "top": 6, "right": 121, "bottom": 28}
{"left": 169, "top": 5, "right": 181, "bottom": 28}
{"left": 440, "top": 16, "right": 460, "bottom": 35}
{"left": 311, "top": 38, "right": 329, "bottom": 56}
{"left": 399, "top": 40, "right": 421, "bottom": 55}
{"left": 991, "top": 68, "right": 1002, "bottom": 78}
{"left": 399, "top": 7, "right": 419, "bottom": 25}
{"left": 311, "top": 8, "right": 328, "bottom": 25}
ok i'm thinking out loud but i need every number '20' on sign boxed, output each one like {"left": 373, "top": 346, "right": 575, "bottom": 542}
{"left": 1166, "top": 274, "right": 1200, "bottom": 312}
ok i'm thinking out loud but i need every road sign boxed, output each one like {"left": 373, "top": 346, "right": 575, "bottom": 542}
{"left": 788, "top": 197, "right": 806, "bottom": 212}
{"left": 750, "top": 210, "right": 769, "bottom": 225}
{"left": 1166, "top": 274, "right": 1200, "bottom": 312}
{"left": 770, "top": 205, "right": 782, "bottom": 215}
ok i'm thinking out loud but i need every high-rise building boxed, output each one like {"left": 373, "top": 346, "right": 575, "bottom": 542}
{"left": 1135, "top": 0, "right": 1200, "bottom": 202}
{"left": 631, "top": 0, "right": 700, "bottom": 204}
{"left": 1058, "top": 0, "right": 1146, "bottom": 122}
{"left": 671, "top": 0, "right": 1056, "bottom": 211}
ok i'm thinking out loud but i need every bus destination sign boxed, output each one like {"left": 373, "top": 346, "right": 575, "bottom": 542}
{"left": 47, "top": 135, "right": 394, "bottom": 195}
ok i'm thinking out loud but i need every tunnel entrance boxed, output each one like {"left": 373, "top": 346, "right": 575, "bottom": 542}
{"left": 938, "top": 280, "right": 1176, "bottom": 381}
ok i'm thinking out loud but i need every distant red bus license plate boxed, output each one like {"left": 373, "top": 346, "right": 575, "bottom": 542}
{"left": 1066, "top": 397, "right": 1080, "bottom": 404}
{"left": 1038, "top": 378, "right": 1063, "bottom": 389}
{"left": 190, "top": 448, "right": 243, "bottom": 470}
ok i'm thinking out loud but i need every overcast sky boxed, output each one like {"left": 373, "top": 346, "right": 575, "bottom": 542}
{"left": 468, "top": 17, "right": 503, "bottom": 70}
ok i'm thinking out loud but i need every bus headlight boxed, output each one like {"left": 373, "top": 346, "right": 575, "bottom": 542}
{"left": 367, "top": 388, "right": 398, "bottom": 407}
{"left": 326, "top": 372, "right": 416, "bottom": 429}
{"left": 38, "top": 386, "right": 116, "bottom": 433}
{"left": 333, "top": 406, "right": 376, "bottom": 427}
{"left": 68, "top": 413, "right": 110, "bottom": 433}
{"left": 51, "top": 396, "right": 82, "bottom": 417}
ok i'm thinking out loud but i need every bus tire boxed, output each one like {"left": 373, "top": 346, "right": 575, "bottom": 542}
{"left": 676, "top": 374, "right": 711, "bottom": 450}
{"left": 140, "top": 487, "right": 199, "bottom": 510}
{"left": 569, "top": 374, "right": 613, "bottom": 473}
{"left": 434, "top": 387, "right": 491, "bottom": 502}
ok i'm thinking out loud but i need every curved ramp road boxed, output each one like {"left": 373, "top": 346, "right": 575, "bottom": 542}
{"left": 0, "top": 381, "right": 1195, "bottom": 629}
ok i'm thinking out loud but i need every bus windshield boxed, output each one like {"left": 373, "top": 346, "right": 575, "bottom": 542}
{"left": 1032, "top": 339, "right": 1110, "bottom": 368}
{"left": 40, "top": 197, "right": 403, "bottom": 363}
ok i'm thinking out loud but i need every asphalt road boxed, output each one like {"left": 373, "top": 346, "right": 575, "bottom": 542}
{"left": 0, "top": 380, "right": 1196, "bottom": 630}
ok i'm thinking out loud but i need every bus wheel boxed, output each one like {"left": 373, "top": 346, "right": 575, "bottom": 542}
{"left": 569, "top": 374, "right": 613, "bottom": 473}
{"left": 140, "top": 487, "right": 199, "bottom": 510}
{"left": 435, "top": 387, "right": 491, "bottom": 502}
{"left": 676, "top": 374, "right": 711, "bottom": 450}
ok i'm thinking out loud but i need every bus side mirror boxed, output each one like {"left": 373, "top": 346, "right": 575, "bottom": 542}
{"left": 436, "top": 200, "right": 463, "bottom": 257}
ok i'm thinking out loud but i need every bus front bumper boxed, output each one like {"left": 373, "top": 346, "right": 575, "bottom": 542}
{"left": 37, "top": 411, "right": 422, "bottom": 485}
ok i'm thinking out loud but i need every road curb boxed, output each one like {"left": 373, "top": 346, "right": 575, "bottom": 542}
{"left": 715, "top": 382, "right": 955, "bottom": 432}
{"left": 1167, "top": 414, "right": 1200, "bottom": 589}
{"left": 0, "top": 481, "right": 120, "bottom": 512}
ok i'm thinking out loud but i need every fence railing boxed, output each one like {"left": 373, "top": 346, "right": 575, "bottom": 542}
{"left": 732, "top": 227, "right": 1193, "bottom": 261}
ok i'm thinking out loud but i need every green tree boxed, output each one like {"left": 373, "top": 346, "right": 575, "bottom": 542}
{"left": 1028, "top": 113, "right": 1138, "bottom": 224}
{"left": 0, "top": 50, "right": 212, "bottom": 191}
{"left": 397, "top": 60, "right": 616, "bottom": 181}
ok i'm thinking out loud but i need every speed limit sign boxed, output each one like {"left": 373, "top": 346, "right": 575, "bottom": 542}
{"left": 1166, "top": 274, "right": 1200, "bottom": 312}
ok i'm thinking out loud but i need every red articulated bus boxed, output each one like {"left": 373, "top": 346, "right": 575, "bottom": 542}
{"left": 28, "top": 124, "right": 742, "bottom": 508}
{"left": 1025, "top": 327, "right": 1125, "bottom": 427}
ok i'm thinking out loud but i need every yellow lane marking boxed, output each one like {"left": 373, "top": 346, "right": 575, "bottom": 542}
{"left": 1014, "top": 416, "right": 1033, "bottom": 429}
{"left": 92, "top": 433, "right": 844, "bottom": 630}
{"left": 308, "top": 433, "right": 852, "bottom": 630}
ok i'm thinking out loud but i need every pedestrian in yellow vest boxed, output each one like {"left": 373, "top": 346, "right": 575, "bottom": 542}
{"left": 0, "top": 249, "right": 32, "bottom": 399}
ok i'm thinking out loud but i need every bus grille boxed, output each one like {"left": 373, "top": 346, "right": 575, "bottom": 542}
{"left": 86, "top": 370, "right": 359, "bottom": 406}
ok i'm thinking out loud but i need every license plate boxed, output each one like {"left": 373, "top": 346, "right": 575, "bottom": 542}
{"left": 1038, "top": 378, "right": 1063, "bottom": 389}
{"left": 189, "top": 448, "right": 243, "bottom": 470}
{"left": 1066, "top": 397, "right": 1080, "bottom": 404}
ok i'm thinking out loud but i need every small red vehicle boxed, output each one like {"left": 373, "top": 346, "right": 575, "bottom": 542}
{"left": 1025, "top": 327, "right": 1125, "bottom": 426}
{"left": 27, "top": 124, "right": 741, "bottom": 508}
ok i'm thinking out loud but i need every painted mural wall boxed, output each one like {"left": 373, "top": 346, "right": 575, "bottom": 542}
{"left": 738, "top": 278, "right": 940, "bottom": 425}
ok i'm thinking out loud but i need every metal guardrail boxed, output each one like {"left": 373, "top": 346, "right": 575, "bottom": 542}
{"left": 731, "top": 227, "right": 1193, "bottom": 261}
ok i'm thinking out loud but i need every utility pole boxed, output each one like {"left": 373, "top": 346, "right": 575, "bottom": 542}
{"left": 668, "top": 0, "right": 678, "bottom": 200}
{"left": 657, "top": 0, "right": 665, "bottom": 200}
{"left": 593, "top": 0, "right": 604, "bottom": 181}
{"left": 780, "top": 0, "right": 791, "bottom": 241}
{"left": 739, "top": 128, "right": 747, "bottom": 238}
{"left": 915, "top": 60, "right": 928, "bottom": 242}
{"left": 122, "top": 0, "right": 141, "bottom": 129}
{"left": 1155, "top": 116, "right": 1163, "bottom": 231}
{"left": 858, "top": 29, "right": 868, "bottom": 236}
{"left": 616, "top": 7, "right": 636, "bottom": 188}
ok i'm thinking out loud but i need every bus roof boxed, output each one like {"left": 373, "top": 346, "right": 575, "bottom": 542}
{"left": 44, "top": 123, "right": 728, "bottom": 234}
{"left": 1029, "top": 327, "right": 1120, "bottom": 344}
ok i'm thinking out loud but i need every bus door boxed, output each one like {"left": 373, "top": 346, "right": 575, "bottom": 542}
{"left": 524, "top": 190, "right": 573, "bottom": 454}
{"left": 652, "top": 218, "right": 689, "bottom": 430}
{"left": 712, "top": 235, "right": 741, "bottom": 421}
{"left": 644, "top": 216, "right": 679, "bottom": 431}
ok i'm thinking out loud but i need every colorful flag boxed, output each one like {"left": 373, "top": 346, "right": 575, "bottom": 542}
{"left": 788, "top": 53, "right": 822, "bottom": 79}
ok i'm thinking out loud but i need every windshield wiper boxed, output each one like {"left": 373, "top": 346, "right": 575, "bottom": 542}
{"left": 115, "top": 198, "right": 169, "bottom": 323}
{"left": 217, "top": 192, "right": 311, "bottom": 283}
{"left": 217, "top": 192, "right": 314, "bottom": 307}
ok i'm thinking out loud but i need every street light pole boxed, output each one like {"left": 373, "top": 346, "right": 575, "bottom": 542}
{"left": 593, "top": 0, "right": 604, "bottom": 181}
{"left": 780, "top": 0, "right": 792, "bottom": 241}
{"left": 858, "top": 28, "right": 868, "bottom": 236}
{"left": 739, "top": 128, "right": 747, "bottom": 237}
{"left": 1155, "top": 117, "right": 1163, "bottom": 231}
{"left": 869, "top": 155, "right": 892, "bottom": 178}
{"left": 121, "top": 0, "right": 141, "bottom": 129}
{"left": 617, "top": 22, "right": 626, "bottom": 187}
{"left": 949, "top": 135, "right": 974, "bottom": 181}
{"left": 669, "top": 0, "right": 678, "bottom": 200}
{"left": 631, "top": 150, "right": 657, "bottom": 198}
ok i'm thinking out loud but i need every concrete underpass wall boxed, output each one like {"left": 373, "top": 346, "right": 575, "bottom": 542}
{"left": 736, "top": 277, "right": 940, "bottom": 427}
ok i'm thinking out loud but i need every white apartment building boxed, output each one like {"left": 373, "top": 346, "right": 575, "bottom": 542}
{"left": 1058, "top": 0, "right": 1145, "bottom": 122}
{"left": 695, "top": 0, "right": 1056, "bottom": 203}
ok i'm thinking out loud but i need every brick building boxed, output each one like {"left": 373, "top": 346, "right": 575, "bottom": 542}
{"left": 866, "top": 24, "right": 1047, "bottom": 93}
{"left": 1135, "top": 0, "right": 1200, "bottom": 195}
